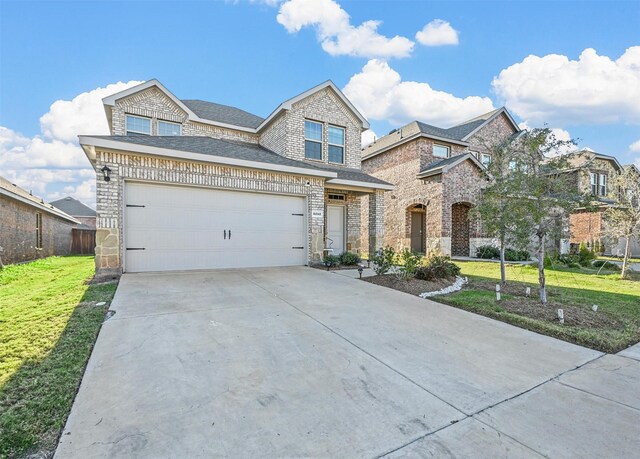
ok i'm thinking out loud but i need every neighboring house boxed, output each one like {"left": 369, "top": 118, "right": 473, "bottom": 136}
{"left": 566, "top": 151, "right": 640, "bottom": 256}
{"left": 50, "top": 196, "right": 97, "bottom": 229}
{"left": 50, "top": 196, "right": 98, "bottom": 255}
{"left": 80, "top": 79, "right": 391, "bottom": 274}
{"left": 361, "top": 108, "right": 520, "bottom": 257}
{"left": 0, "top": 176, "right": 79, "bottom": 265}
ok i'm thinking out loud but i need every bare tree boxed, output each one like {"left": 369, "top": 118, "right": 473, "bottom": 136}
{"left": 603, "top": 166, "right": 640, "bottom": 279}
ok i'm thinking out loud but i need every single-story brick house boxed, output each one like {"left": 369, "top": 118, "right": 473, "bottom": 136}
{"left": 0, "top": 175, "right": 79, "bottom": 265}
{"left": 81, "top": 79, "right": 392, "bottom": 274}
{"left": 50, "top": 196, "right": 97, "bottom": 229}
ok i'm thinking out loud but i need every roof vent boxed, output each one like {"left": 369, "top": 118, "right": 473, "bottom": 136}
{"left": 388, "top": 129, "right": 397, "bottom": 135}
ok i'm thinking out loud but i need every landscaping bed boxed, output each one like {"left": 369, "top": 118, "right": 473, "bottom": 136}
{"left": 0, "top": 256, "right": 118, "bottom": 458}
{"left": 362, "top": 274, "right": 454, "bottom": 296}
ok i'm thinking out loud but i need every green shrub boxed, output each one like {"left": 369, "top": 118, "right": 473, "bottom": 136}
{"left": 371, "top": 246, "right": 396, "bottom": 275}
{"left": 578, "top": 243, "right": 597, "bottom": 267}
{"left": 593, "top": 260, "right": 621, "bottom": 271}
{"left": 339, "top": 251, "right": 361, "bottom": 266}
{"left": 396, "top": 248, "right": 422, "bottom": 280}
{"left": 322, "top": 254, "right": 340, "bottom": 267}
{"left": 504, "top": 248, "right": 531, "bottom": 261}
{"left": 416, "top": 256, "right": 461, "bottom": 280}
{"left": 476, "top": 245, "right": 500, "bottom": 259}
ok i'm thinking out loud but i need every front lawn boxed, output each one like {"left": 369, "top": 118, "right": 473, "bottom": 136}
{"left": 0, "top": 256, "right": 117, "bottom": 458}
{"left": 441, "top": 262, "right": 640, "bottom": 353}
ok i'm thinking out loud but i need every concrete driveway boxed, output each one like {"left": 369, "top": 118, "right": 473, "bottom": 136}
{"left": 56, "top": 267, "right": 640, "bottom": 458}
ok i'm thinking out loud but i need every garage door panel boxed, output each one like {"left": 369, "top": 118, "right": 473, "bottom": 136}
{"left": 124, "top": 182, "right": 307, "bottom": 272}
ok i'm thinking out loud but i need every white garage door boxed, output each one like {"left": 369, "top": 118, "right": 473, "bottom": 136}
{"left": 124, "top": 182, "right": 307, "bottom": 272}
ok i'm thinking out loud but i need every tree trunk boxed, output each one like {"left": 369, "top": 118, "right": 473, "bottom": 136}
{"left": 537, "top": 233, "right": 547, "bottom": 304}
{"left": 621, "top": 236, "right": 630, "bottom": 279}
{"left": 499, "top": 236, "right": 506, "bottom": 286}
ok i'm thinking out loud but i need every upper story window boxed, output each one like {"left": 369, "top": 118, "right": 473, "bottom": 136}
{"left": 590, "top": 172, "right": 607, "bottom": 196}
{"left": 433, "top": 144, "right": 450, "bottom": 158}
{"left": 126, "top": 115, "right": 151, "bottom": 135}
{"left": 158, "top": 120, "right": 181, "bottom": 136}
{"left": 480, "top": 153, "right": 492, "bottom": 167}
{"left": 304, "top": 120, "right": 323, "bottom": 160}
{"left": 328, "top": 125, "right": 345, "bottom": 164}
{"left": 599, "top": 173, "right": 607, "bottom": 196}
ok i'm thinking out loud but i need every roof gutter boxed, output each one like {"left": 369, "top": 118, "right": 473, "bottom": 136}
{"left": 326, "top": 178, "right": 394, "bottom": 191}
{"left": 362, "top": 132, "right": 469, "bottom": 161}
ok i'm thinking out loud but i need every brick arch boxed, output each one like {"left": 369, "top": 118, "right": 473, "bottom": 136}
{"left": 451, "top": 202, "right": 473, "bottom": 257}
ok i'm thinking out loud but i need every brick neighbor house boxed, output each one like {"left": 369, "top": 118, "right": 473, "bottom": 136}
{"left": 50, "top": 196, "right": 97, "bottom": 229}
{"left": 0, "top": 176, "right": 79, "bottom": 265}
{"left": 565, "top": 150, "right": 640, "bottom": 257}
{"left": 80, "top": 79, "right": 392, "bottom": 274}
{"left": 360, "top": 108, "right": 520, "bottom": 257}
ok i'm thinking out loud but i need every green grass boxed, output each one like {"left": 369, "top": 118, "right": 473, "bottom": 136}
{"left": 438, "top": 261, "right": 640, "bottom": 353}
{"left": 598, "top": 255, "right": 640, "bottom": 264}
{"left": 0, "top": 256, "right": 117, "bottom": 458}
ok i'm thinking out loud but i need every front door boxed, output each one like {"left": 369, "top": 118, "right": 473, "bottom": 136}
{"left": 327, "top": 205, "right": 345, "bottom": 255}
{"left": 410, "top": 212, "right": 425, "bottom": 253}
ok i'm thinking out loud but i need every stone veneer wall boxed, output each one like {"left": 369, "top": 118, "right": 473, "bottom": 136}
{"left": 95, "top": 150, "right": 326, "bottom": 273}
{"left": 112, "top": 87, "right": 259, "bottom": 144}
{"left": 259, "top": 88, "right": 362, "bottom": 169}
{"left": 0, "top": 196, "right": 74, "bottom": 265}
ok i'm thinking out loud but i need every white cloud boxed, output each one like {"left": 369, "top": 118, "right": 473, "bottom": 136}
{"left": 492, "top": 47, "right": 640, "bottom": 125}
{"left": 361, "top": 129, "right": 377, "bottom": 147}
{"left": 1, "top": 81, "right": 141, "bottom": 207}
{"left": 276, "top": 0, "right": 414, "bottom": 58}
{"left": 518, "top": 122, "right": 575, "bottom": 156}
{"left": 630, "top": 139, "right": 640, "bottom": 152}
{"left": 415, "top": 19, "right": 459, "bottom": 46}
{"left": 343, "top": 59, "right": 495, "bottom": 127}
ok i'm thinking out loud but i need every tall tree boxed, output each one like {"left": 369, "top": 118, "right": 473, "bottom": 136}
{"left": 603, "top": 166, "right": 640, "bottom": 279}
{"left": 509, "top": 129, "right": 578, "bottom": 304}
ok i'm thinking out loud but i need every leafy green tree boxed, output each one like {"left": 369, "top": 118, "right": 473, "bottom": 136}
{"left": 603, "top": 166, "right": 640, "bottom": 279}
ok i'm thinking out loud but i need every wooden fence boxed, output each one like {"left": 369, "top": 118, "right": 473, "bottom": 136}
{"left": 71, "top": 228, "right": 96, "bottom": 255}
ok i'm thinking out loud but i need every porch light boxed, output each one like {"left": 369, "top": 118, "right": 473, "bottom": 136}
{"left": 101, "top": 165, "right": 111, "bottom": 182}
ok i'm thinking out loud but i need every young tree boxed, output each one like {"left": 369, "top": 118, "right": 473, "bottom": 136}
{"left": 474, "top": 138, "right": 531, "bottom": 285}
{"left": 510, "top": 129, "right": 579, "bottom": 304}
{"left": 603, "top": 166, "right": 640, "bottom": 279}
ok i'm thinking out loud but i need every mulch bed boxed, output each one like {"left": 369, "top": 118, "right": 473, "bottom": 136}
{"left": 362, "top": 274, "right": 455, "bottom": 296}
{"left": 463, "top": 279, "right": 624, "bottom": 329}
{"left": 310, "top": 263, "right": 369, "bottom": 271}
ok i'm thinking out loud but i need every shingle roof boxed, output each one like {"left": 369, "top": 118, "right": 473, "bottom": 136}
{"left": 415, "top": 121, "right": 461, "bottom": 140}
{"left": 181, "top": 100, "right": 264, "bottom": 129}
{"left": 0, "top": 176, "right": 78, "bottom": 222}
{"left": 418, "top": 153, "right": 486, "bottom": 177}
{"left": 49, "top": 196, "right": 96, "bottom": 217}
{"left": 89, "top": 136, "right": 391, "bottom": 188}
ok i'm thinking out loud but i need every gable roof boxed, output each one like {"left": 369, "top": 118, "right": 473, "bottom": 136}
{"left": 79, "top": 135, "right": 392, "bottom": 190}
{"left": 181, "top": 100, "right": 264, "bottom": 129}
{"left": 362, "top": 107, "right": 520, "bottom": 161}
{"left": 257, "top": 80, "right": 369, "bottom": 131}
{"left": 0, "top": 176, "right": 79, "bottom": 223}
{"left": 417, "top": 153, "right": 487, "bottom": 179}
{"left": 565, "top": 150, "right": 623, "bottom": 171}
{"left": 49, "top": 196, "right": 96, "bottom": 217}
{"left": 102, "top": 79, "right": 369, "bottom": 135}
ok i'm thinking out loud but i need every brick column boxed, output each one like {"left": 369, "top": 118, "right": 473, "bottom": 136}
{"left": 368, "top": 190, "right": 384, "bottom": 257}
{"left": 95, "top": 157, "right": 122, "bottom": 275}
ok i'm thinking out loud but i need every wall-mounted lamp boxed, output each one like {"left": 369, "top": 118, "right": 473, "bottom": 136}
{"left": 305, "top": 180, "right": 311, "bottom": 187}
{"left": 101, "top": 165, "right": 111, "bottom": 182}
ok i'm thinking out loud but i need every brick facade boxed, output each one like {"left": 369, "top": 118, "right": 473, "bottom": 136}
{"left": 362, "top": 113, "right": 515, "bottom": 256}
{"left": 0, "top": 195, "right": 74, "bottom": 265}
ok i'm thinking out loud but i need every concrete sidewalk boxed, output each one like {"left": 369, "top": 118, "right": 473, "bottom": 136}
{"left": 56, "top": 267, "right": 639, "bottom": 458}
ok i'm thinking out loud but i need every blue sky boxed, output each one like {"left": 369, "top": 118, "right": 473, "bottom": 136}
{"left": 1, "top": 0, "right": 639, "bottom": 206}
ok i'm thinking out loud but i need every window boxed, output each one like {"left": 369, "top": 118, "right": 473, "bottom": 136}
{"left": 304, "top": 120, "right": 322, "bottom": 160}
{"left": 328, "top": 193, "right": 345, "bottom": 201}
{"left": 433, "top": 144, "right": 449, "bottom": 158}
{"left": 480, "top": 153, "right": 492, "bottom": 167}
{"left": 590, "top": 173, "right": 598, "bottom": 195}
{"left": 328, "top": 125, "right": 345, "bottom": 163}
{"left": 468, "top": 150, "right": 479, "bottom": 158}
{"left": 508, "top": 160, "right": 517, "bottom": 171}
{"left": 158, "top": 120, "right": 181, "bottom": 136}
{"left": 126, "top": 115, "right": 151, "bottom": 135}
{"left": 599, "top": 173, "right": 607, "bottom": 196}
{"left": 35, "top": 212, "right": 42, "bottom": 249}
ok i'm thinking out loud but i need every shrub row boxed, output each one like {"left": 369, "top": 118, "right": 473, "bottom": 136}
{"left": 475, "top": 245, "right": 530, "bottom": 261}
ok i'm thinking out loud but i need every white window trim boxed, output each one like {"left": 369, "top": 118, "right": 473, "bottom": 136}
{"left": 157, "top": 119, "right": 182, "bottom": 136}
{"left": 433, "top": 144, "right": 450, "bottom": 158}
{"left": 328, "top": 125, "right": 345, "bottom": 164}
{"left": 304, "top": 119, "right": 323, "bottom": 161}
{"left": 468, "top": 150, "right": 479, "bottom": 158}
{"left": 599, "top": 173, "right": 607, "bottom": 196}
{"left": 126, "top": 114, "right": 151, "bottom": 135}
{"left": 480, "top": 153, "right": 491, "bottom": 166}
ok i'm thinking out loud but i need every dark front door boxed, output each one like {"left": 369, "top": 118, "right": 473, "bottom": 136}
{"left": 451, "top": 203, "right": 470, "bottom": 256}
{"left": 410, "top": 212, "right": 425, "bottom": 253}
